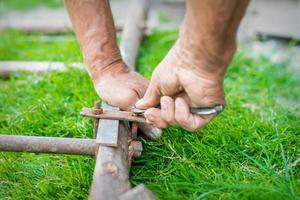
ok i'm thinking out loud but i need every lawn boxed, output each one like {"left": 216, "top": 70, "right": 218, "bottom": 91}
{"left": 0, "top": 0, "right": 63, "bottom": 15}
{"left": 0, "top": 29, "right": 299, "bottom": 200}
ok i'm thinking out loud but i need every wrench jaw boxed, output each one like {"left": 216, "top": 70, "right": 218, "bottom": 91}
{"left": 80, "top": 107, "right": 147, "bottom": 123}
{"left": 131, "top": 108, "right": 147, "bottom": 115}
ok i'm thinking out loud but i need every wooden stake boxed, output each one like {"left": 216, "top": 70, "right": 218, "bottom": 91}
{"left": 89, "top": 122, "right": 131, "bottom": 200}
{"left": 120, "top": 0, "right": 149, "bottom": 69}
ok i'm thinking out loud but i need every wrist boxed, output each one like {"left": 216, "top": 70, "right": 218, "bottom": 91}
{"left": 175, "top": 33, "right": 236, "bottom": 79}
{"left": 89, "top": 58, "right": 130, "bottom": 84}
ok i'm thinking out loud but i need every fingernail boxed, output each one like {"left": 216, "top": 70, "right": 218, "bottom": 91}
{"left": 150, "top": 127, "right": 162, "bottom": 139}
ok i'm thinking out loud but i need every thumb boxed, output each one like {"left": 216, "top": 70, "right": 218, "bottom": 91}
{"left": 135, "top": 80, "right": 160, "bottom": 109}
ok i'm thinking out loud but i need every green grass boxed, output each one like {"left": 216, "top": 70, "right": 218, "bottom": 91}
{"left": 0, "top": 0, "right": 64, "bottom": 15}
{"left": 0, "top": 31, "right": 81, "bottom": 62}
{"left": 0, "top": 30, "right": 300, "bottom": 199}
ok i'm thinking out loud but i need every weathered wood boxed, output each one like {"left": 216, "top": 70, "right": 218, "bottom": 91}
{"left": 96, "top": 104, "right": 120, "bottom": 147}
{"left": 119, "top": 184, "right": 157, "bottom": 200}
{"left": 119, "top": 0, "right": 149, "bottom": 69}
{"left": 89, "top": 121, "right": 131, "bottom": 200}
{"left": 0, "top": 135, "right": 98, "bottom": 155}
{"left": 0, "top": 61, "right": 84, "bottom": 76}
{"left": 119, "top": 0, "right": 162, "bottom": 140}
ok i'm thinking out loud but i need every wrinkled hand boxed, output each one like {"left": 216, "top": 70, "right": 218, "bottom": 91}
{"left": 93, "top": 61, "right": 148, "bottom": 110}
{"left": 92, "top": 60, "right": 162, "bottom": 139}
{"left": 135, "top": 41, "right": 227, "bottom": 132}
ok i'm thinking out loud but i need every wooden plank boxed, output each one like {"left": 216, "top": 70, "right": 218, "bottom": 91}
{"left": 0, "top": 61, "right": 84, "bottom": 76}
{"left": 96, "top": 104, "right": 120, "bottom": 147}
{"left": 119, "top": 184, "right": 157, "bottom": 200}
{"left": 119, "top": 0, "right": 149, "bottom": 69}
{"left": 90, "top": 122, "right": 131, "bottom": 200}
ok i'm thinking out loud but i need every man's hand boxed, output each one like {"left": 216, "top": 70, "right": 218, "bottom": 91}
{"left": 135, "top": 0, "right": 249, "bottom": 132}
{"left": 92, "top": 61, "right": 162, "bottom": 139}
{"left": 93, "top": 61, "right": 148, "bottom": 110}
{"left": 65, "top": 0, "right": 163, "bottom": 138}
{"left": 135, "top": 40, "right": 230, "bottom": 132}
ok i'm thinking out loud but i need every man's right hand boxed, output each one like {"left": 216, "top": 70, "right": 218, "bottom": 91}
{"left": 135, "top": 40, "right": 229, "bottom": 131}
{"left": 134, "top": 0, "right": 249, "bottom": 132}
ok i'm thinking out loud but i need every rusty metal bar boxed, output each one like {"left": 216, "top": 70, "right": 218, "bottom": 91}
{"left": 0, "top": 135, "right": 98, "bottom": 155}
{"left": 80, "top": 107, "right": 147, "bottom": 124}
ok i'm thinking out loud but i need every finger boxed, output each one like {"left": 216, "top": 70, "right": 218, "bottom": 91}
{"left": 129, "top": 71, "right": 149, "bottom": 99}
{"left": 174, "top": 97, "right": 213, "bottom": 132}
{"left": 160, "top": 96, "right": 176, "bottom": 125}
{"left": 96, "top": 82, "right": 139, "bottom": 110}
{"left": 138, "top": 123, "right": 162, "bottom": 140}
{"left": 144, "top": 108, "right": 168, "bottom": 129}
{"left": 135, "top": 79, "right": 160, "bottom": 109}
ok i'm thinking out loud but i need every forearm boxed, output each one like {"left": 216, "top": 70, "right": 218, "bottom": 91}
{"left": 65, "top": 0, "right": 121, "bottom": 80}
{"left": 179, "top": 0, "right": 249, "bottom": 76}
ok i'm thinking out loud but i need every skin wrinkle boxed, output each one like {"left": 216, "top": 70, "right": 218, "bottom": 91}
{"left": 175, "top": 38, "right": 232, "bottom": 78}
{"left": 180, "top": 1, "right": 249, "bottom": 72}
{"left": 90, "top": 55, "right": 123, "bottom": 82}
{"left": 65, "top": 0, "right": 120, "bottom": 75}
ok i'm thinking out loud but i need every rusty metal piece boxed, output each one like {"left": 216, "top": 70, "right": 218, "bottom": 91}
{"left": 0, "top": 135, "right": 98, "bottom": 155}
{"left": 130, "top": 141, "right": 143, "bottom": 158}
{"left": 128, "top": 143, "right": 135, "bottom": 167}
{"left": 128, "top": 140, "right": 143, "bottom": 167}
{"left": 131, "top": 122, "right": 139, "bottom": 139}
{"left": 80, "top": 107, "right": 147, "bottom": 123}
{"left": 92, "top": 108, "right": 103, "bottom": 115}
{"left": 93, "top": 100, "right": 102, "bottom": 137}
